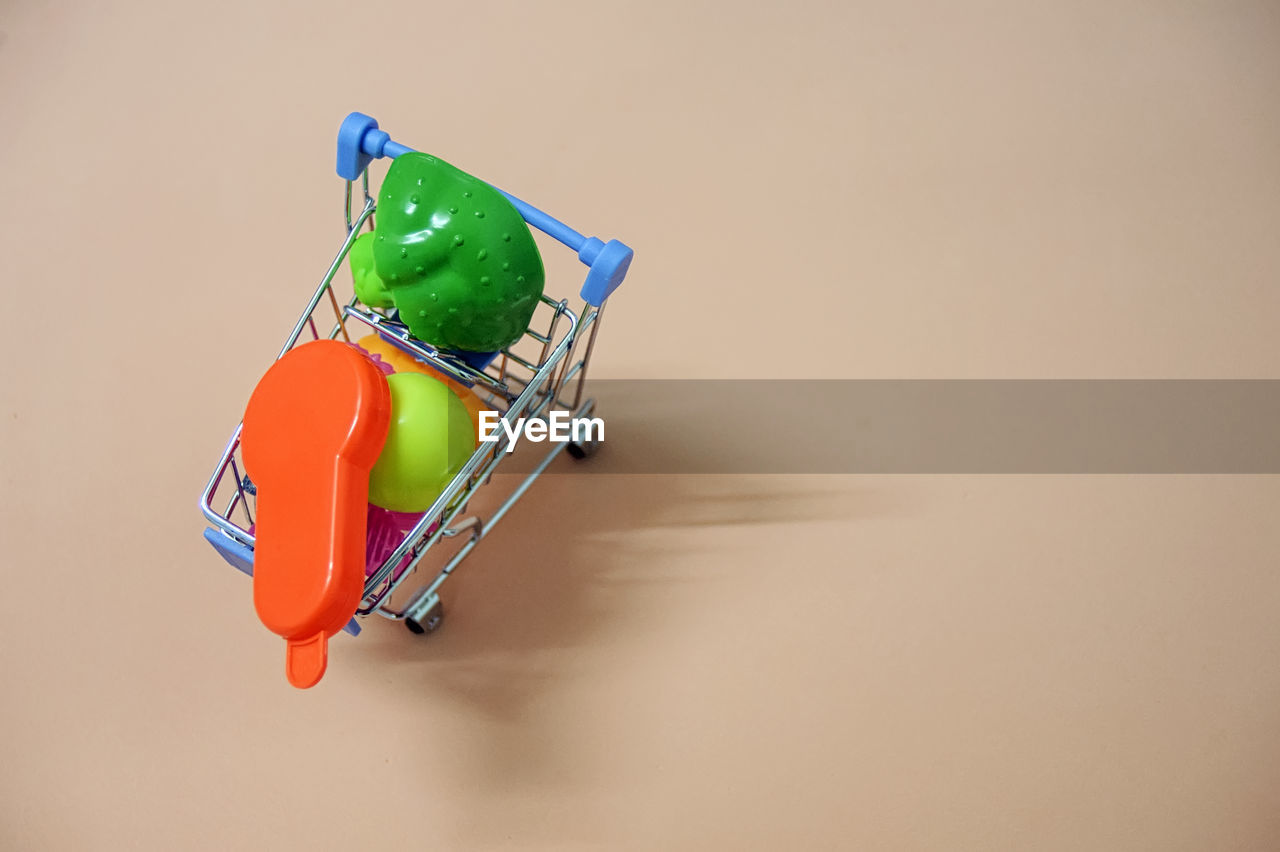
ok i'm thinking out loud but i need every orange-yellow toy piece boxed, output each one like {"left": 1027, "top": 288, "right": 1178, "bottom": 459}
{"left": 354, "top": 334, "right": 489, "bottom": 442}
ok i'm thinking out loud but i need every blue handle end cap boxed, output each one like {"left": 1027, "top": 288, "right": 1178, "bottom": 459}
{"left": 580, "top": 240, "right": 634, "bottom": 307}
{"left": 337, "top": 112, "right": 379, "bottom": 180}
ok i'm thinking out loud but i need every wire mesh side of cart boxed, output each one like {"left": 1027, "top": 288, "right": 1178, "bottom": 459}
{"left": 199, "top": 164, "right": 611, "bottom": 624}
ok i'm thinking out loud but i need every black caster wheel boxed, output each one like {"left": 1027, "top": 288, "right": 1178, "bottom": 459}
{"left": 404, "top": 590, "right": 444, "bottom": 635}
{"left": 566, "top": 437, "right": 600, "bottom": 459}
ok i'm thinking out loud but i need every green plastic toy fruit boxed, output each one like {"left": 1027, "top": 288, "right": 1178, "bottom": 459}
{"left": 371, "top": 152, "right": 545, "bottom": 352}
{"left": 368, "top": 372, "right": 476, "bottom": 513}
{"left": 348, "top": 230, "right": 393, "bottom": 308}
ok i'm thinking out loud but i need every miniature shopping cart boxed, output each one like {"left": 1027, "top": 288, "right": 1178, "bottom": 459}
{"left": 198, "top": 112, "right": 633, "bottom": 687}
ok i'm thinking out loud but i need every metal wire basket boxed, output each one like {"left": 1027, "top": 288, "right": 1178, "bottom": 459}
{"left": 199, "top": 112, "right": 633, "bottom": 636}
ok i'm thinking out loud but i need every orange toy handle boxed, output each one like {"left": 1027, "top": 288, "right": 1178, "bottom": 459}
{"left": 240, "top": 341, "right": 391, "bottom": 688}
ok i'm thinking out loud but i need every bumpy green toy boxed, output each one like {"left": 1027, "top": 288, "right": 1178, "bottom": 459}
{"left": 370, "top": 152, "right": 545, "bottom": 352}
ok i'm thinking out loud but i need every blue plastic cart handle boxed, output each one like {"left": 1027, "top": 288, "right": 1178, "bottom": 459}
{"left": 336, "top": 112, "right": 632, "bottom": 307}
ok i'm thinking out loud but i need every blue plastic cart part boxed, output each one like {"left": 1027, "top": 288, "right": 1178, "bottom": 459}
{"left": 335, "top": 112, "right": 633, "bottom": 307}
{"left": 454, "top": 349, "right": 501, "bottom": 373}
{"left": 203, "top": 527, "right": 362, "bottom": 637}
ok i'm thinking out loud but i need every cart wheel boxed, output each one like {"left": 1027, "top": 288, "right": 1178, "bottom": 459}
{"left": 404, "top": 589, "right": 444, "bottom": 635}
{"left": 566, "top": 437, "right": 600, "bottom": 459}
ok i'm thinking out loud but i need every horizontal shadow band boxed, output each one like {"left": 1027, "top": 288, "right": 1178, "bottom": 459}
{"left": 499, "top": 380, "right": 1280, "bottom": 474}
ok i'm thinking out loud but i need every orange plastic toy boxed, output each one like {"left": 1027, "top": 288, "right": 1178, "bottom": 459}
{"left": 240, "top": 340, "right": 391, "bottom": 688}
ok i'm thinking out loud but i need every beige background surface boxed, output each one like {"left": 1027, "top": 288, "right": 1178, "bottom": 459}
{"left": 3, "top": 1, "right": 1279, "bottom": 849}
